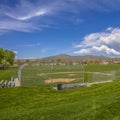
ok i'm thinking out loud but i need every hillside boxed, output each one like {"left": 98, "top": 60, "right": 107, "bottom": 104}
{"left": 16, "top": 54, "right": 120, "bottom": 64}
{"left": 1, "top": 64, "right": 120, "bottom": 119}
{"left": 1, "top": 81, "right": 120, "bottom": 120}
{"left": 40, "top": 54, "right": 108, "bottom": 63}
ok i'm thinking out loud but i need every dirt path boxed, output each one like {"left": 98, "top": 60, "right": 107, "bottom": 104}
{"left": 45, "top": 78, "right": 76, "bottom": 83}
{"left": 86, "top": 72, "right": 112, "bottom": 76}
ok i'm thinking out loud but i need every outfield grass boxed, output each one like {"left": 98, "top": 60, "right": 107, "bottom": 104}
{"left": 0, "top": 67, "right": 19, "bottom": 81}
{"left": 1, "top": 81, "right": 120, "bottom": 119}
{"left": 21, "top": 64, "right": 84, "bottom": 86}
{"left": 84, "top": 64, "right": 120, "bottom": 81}
{"left": 21, "top": 64, "right": 120, "bottom": 86}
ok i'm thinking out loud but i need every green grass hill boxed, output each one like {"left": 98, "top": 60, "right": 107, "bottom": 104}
{"left": 1, "top": 81, "right": 120, "bottom": 120}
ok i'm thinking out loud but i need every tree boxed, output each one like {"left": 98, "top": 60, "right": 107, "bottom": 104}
{"left": 0, "top": 48, "right": 15, "bottom": 68}
{"left": 0, "top": 48, "right": 4, "bottom": 64}
{"left": 4, "top": 50, "right": 15, "bottom": 65}
{"left": 56, "top": 59, "right": 61, "bottom": 65}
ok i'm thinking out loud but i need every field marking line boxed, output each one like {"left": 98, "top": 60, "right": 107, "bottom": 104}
{"left": 37, "top": 71, "right": 112, "bottom": 76}
{"left": 86, "top": 72, "right": 112, "bottom": 76}
{"left": 37, "top": 71, "right": 83, "bottom": 76}
{"left": 87, "top": 80, "right": 113, "bottom": 87}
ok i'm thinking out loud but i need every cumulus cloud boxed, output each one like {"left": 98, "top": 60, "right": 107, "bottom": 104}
{"left": 74, "top": 27, "right": 120, "bottom": 56}
{"left": 74, "top": 45, "right": 120, "bottom": 56}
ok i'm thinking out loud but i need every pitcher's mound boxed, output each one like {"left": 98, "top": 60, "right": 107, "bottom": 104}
{"left": 45, "top": 78, "right": 75, "bottom": 83}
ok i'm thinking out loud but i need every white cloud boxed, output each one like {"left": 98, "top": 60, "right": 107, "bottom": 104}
{"left": 1, "top": 0, "right": 120, "bottom": 34}
{"left": 0, "top": 1, "right": 55, "bottom": 34}
{"left": 41, "top": 48, "right": 49, "bottom": 53}
{"left": 5, "top": 7, "right": 49, "bottom": 21}
{"left": 74, "top": 27, "right": 120, "bottom": 57}
{"left": 27, "top": 43, "right": 41, "bottom": 47}
{"left": 74, "top": 45, "right": 120, "bottom": 56}
{"left": 21, "top": 43, "right": 41, "bottom": 47}
{"left": 13, "top": 50, "right": 18, "bottom": 55}
{"left": 3, "top": 0, "right": 57, "bottom": 21}
{"left": 6, "top": 9, "right": 47, "bottom": 21}
{"left": 0, "top": 20, "right": 39, "bottom": 32}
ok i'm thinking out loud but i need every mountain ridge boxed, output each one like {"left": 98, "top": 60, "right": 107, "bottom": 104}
{"left": 41, "top": 54, "right": 108, "bottom": 62}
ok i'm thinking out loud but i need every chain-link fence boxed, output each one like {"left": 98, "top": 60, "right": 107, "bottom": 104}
{"left": 21, "top": 64, "right": 116, "bottom": 88}
{"left": 86, "top": 71, "right": 116, "bottom": 83}
{"left": 21, "top": 64, "right": 84, "bottom": 86}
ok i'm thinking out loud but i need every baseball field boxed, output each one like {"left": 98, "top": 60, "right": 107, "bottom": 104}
{"left": 0, "top": 64, "right": 120, "bottom": 120}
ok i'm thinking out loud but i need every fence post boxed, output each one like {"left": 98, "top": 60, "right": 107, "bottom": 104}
{"left": 18, "top": 64, "right": 28, "bottom": 86}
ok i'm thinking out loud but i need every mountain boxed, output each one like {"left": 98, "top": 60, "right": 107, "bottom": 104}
{"left": 16, "top": 54, "right": 120, "bottom": 64}
{"left": 40, "top": 54, "right": 108, "bottom": 63}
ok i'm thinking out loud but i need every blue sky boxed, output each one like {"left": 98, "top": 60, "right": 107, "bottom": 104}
{"left": 0, "top": 0, "right": 120, "bottom": 59}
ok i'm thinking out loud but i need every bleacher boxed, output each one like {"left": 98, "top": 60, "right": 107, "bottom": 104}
{"left": 0, "top": 77, "right": 15, "bottom": 88}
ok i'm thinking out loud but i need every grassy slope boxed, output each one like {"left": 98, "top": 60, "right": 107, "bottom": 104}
{"left": 1, "top": 81, "right": 120, "bottom": 120}
{"left": 1, "top": 64, "right": 120, "bottom": 120}
{"left": 0, "top": 67, "right": 18, "bottom": 81}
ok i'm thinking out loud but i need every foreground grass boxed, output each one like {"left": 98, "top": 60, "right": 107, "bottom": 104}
{"left": 1, "top": 81, "right": 120, "bottom": 120}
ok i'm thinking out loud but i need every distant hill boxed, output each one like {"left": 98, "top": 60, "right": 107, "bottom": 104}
{"left": 40, "top": 54, "right": 108, "bottom": 63}
{"left": 16, "top": 54, "right": 120, "bottom": 64}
